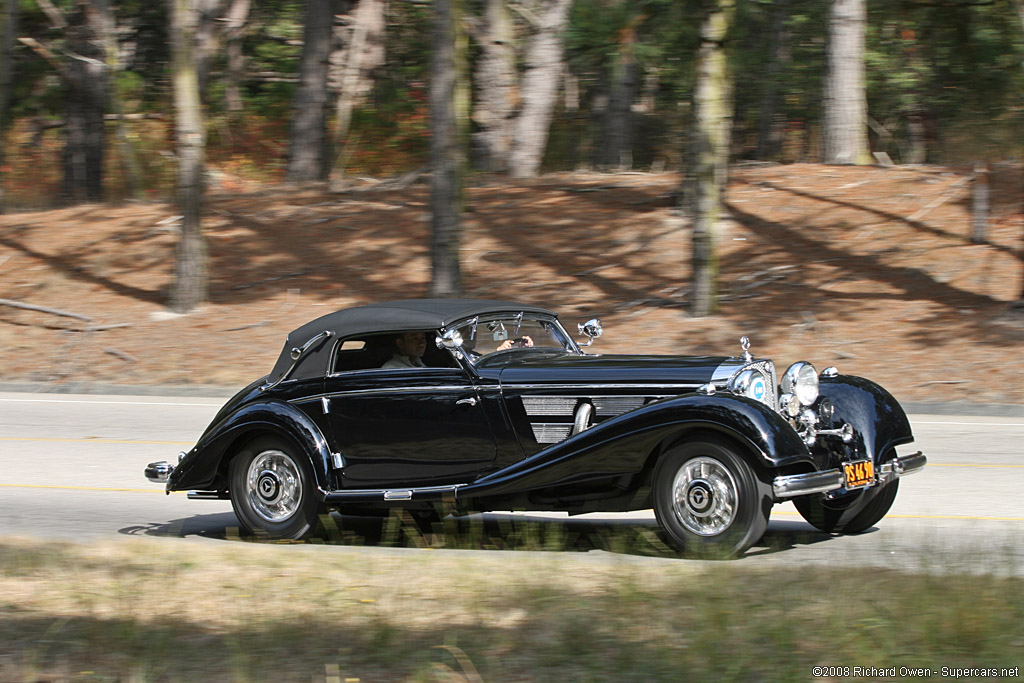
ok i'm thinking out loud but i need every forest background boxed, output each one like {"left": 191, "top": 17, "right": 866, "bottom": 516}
{"left": 0, "top": 0, "right": 1023, "bottom": 404}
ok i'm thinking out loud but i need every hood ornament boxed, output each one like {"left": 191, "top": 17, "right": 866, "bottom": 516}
{"left": 740, "top": 336, "right": 753, "bottom": 363}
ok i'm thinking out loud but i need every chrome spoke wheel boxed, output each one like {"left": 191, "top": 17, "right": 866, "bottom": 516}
{"left": 671, "top": 456, "right": 738, "bottom": 537}
{"left": 246, "top": 449, "right": 302, "bottom": 523}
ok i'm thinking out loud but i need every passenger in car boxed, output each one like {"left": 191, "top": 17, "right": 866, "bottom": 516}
{"left": 382, "top": 331, "right": 428, "bottom": 369}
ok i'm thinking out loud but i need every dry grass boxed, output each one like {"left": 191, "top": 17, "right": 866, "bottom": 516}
{"left": 1, "top": 533, "right": 1021, "bottom": 682}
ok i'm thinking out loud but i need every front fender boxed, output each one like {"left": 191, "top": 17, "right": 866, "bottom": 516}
{"left": 463, "top": 393, "right": 810, "bottom": 499}
{"left": 818, "top": 375, "right": 914, "bottom": 464}
{"left": 168, "top": 399, "right": 333, "bottom": 496}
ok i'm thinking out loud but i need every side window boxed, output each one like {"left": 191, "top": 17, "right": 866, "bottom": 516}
{"left": 331, "top": 333, "right": 458, "bottom": 373}
{"left": 332, "top": 336, "right": 394, "bottom": 373}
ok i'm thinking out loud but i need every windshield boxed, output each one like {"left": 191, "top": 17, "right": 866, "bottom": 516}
{"left": 452, "top": 314, "right": 577, "bottom": 363}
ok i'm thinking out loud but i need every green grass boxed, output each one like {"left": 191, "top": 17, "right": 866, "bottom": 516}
{"left": 1, "top": 529, "right": 1021, "bottom": 682}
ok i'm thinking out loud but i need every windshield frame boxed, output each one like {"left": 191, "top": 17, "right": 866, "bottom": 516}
{"left": 443, "top": 311, "right": 582, "bottom": 366}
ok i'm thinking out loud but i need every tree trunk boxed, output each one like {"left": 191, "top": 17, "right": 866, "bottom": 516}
{"left": 0, "top": 0, "right": 17, "bottom": 213}
{"left": 329, "top": 0, "right": 386, "bottom": 175}
{"left": 429, "top": 0, "right": 464, "bottom": 298}
{"left": 756, "top": 0, "right": 789, "bottom": 160}
{"left": 971, "top": 162, "right": 988, "bottom": 245}
{"left": 62, "top": 7, "right": 108, "bottom": 203}
{"left": 169, "top": 0, "right": 208, "bottom": 313}
{"left": 689, "top": 0, "right": 735, "bottom": 318}
{"left": 597, "top": 14, "right": 641, "bottom": 170}
{"left": 471, "top": 0, "right": 515, "bottom": 172}
{"left": 286, "top": 0, "right": 335, "bottom": 183}
{"left": 92, "top": 0, "right": 142, "bottom": 200}
{"left": 508, "top": 0, "right": 573, "bottom": 179}
{"left": 822, "top": 0, "right": 869, "bottom": 165}
{"left": 194, "top": 0, "right": 224, "bottom": 99}
{"left": 1011, "top": 0, "right": 1024, "bottom": 306}
{"left": 223, "top": 0, "right": 251, "bottom": 115}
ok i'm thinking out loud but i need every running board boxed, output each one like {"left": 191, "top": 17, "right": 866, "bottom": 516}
{"left": 324, "top": 484, "right": 463, "bottom": 504}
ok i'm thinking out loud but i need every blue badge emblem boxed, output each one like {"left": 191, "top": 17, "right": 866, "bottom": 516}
{"left": 751, "top": 377, "right": 766, "bottom": 401}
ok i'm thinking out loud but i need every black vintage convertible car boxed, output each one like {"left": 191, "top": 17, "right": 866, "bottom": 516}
{"left": 146, "top": 298, "right": 926, "bottom": 557}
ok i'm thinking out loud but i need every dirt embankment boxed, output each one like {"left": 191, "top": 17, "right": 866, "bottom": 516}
{"left": 1, "top": 164, "right": 1022, "bottom": 404}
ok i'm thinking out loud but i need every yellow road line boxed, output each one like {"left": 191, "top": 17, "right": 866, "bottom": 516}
{"left": 772, "top": 510, "right": 1024, "bottom": 522}
{"left": 0, "top": 437, "right": 193, "bottom": 445}
{"left": 0, "top": 483, "right": 181, "bottom": 494}
{"left": 928, "top": 463, "right": 1024, "bottom": 468}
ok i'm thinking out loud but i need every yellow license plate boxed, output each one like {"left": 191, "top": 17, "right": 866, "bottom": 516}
{"left": 843, "top": 460, "right": 875, "bottom": 489}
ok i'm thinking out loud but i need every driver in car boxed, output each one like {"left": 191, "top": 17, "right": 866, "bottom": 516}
{"left": 382, "top": 331, "right": 428, "bottom": 369}
{"left": 497, "top": 335, "right": 533, "bottom": 351}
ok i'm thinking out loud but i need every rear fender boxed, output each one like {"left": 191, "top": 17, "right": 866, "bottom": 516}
{"left": 168, "top": 400, "right": 333, "bottom": 496}
{"left": 818, "top": 375, "right": 914, "bottom": 464}
{"left": 463, "top": 393, "right": 809, "bottom": 500}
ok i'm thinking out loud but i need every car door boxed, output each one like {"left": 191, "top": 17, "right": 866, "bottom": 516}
{"left": 323, "top": 366, "right": 497, "bottom": 488}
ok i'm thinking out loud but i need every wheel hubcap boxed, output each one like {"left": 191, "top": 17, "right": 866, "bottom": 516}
{"left": 672, "top": 456, "right": 738, "bottom": 536}
{"left": 246, "top": 450, "right": 302, "bottom": 523}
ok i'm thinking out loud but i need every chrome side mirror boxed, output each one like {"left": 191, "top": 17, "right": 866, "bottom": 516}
{"left": 436, "top": 328, "right": 464, "bottom": 350}
{"left": 577, "top": 318, "right": 603, "bottom": 347}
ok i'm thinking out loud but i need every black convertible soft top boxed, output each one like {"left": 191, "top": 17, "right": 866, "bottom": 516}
{"left": 268, "top": 299, "right": 557, "bottom": 383}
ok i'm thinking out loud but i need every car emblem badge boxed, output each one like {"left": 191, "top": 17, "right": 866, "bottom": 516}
{"left": 751, "top": 377, "right": 766, "bottom": 401}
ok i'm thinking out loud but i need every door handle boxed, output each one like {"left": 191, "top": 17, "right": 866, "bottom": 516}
{"left": 456, "top": 397, "right": 478, "bottom": 407}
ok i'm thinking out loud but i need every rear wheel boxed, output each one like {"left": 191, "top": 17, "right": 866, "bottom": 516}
{"left": 653, "top": 438, "right": 771, "bottom": 558}
{"left": 229, "top": 436, "right": 322, "bottom": 540}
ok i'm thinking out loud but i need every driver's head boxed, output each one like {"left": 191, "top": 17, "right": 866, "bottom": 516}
{"left": 394, "top": 331, "right": 426, "bottom": 359}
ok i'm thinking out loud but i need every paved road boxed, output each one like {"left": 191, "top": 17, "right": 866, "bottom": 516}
{"left": 1, "top": 391, "right": 1021, "bottom": 572}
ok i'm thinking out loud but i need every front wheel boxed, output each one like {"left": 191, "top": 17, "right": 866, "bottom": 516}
{"left": 229, "top": 436, "right": 323, "bottom": 540}
{"left": 794, "top": 478, "right": 899, "bottom": 534}
{"left": 653, "top": 438, "right": 771, "bottom": 558}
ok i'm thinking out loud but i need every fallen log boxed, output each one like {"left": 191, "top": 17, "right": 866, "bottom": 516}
{"left": 0, "top": 298, "right": 93, "bottom": 322}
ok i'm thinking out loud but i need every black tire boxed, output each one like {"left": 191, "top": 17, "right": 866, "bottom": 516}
{"left": 228, "top": 436, "right": 323, "bottom": 540}
{"left": 652, "top": 438, "right": 771, "bottom": 559}
{"left": 794, "top": 478, "right": 899, "bottom": 534}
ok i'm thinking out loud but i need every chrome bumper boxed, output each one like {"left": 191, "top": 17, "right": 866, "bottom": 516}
{"left": 145, "top": 460, "right": 175, "bottom": 483}
{"left": 772, "top": 451, "right": 926, "bottom": 499}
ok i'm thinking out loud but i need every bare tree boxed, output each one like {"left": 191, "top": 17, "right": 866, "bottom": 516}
{"left": 688, "top": 0, "right": 735, "bottom": 317}
{"left": 0, "top": 0, "right": 17, "bottom": 213}
{"left": 430, "top": 0, "right": 465, "bottom": 298}
{"left": 597, "top": 11, "right": 643, "bottom": 170}
{"left": 329, "top": 0, "right": 386, "bottom": 171}
{"left": 822, "top": 0, "right": 870, "bottom": 165}
{"left": 223, "top": 0, "right": 252, "bottom": 115}
{"left": 1012, "top": 0, "right": 1024, "bottom": 306}
{"left": 169, "top": 0, "right": 208, "bottom": 313}
{"left": 508, "top": 0, "right": 573, "bottom": 179}
{"left": 471, "top": 0, "right": 515, "bottom": 172}
{"left": 755, "top": 0, "right": 790, "bottom": 160}
{"left": 286, "top": 0, "right": 337, "bottom": 182}
{"left": 63, "top": 4, "right": 109, "bottom": 202}
{"left": 92, "top": 0, "right": 142, "bottom": 199}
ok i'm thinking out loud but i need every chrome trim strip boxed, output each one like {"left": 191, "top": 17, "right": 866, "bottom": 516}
{"left": 325, "top": 484, "right": 463, "bottom": 500}
{"left": 507, "top": 384, "right": 698, "bottom": 392}
{"left": 772, "top": 469, "right": 845, "bottom": 498}
{"left": 292, "top": 386, "right": 480, "bottom": 404}
{"left": 262, "top": 330, "right": 334, "bottom": 392}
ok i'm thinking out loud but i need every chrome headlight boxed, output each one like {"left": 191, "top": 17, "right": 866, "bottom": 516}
{"left": 781, "top": 361, "right": 819, "bottom": 407}
{"left": 729, "top": 369, "right": 771, "bottom": 405}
